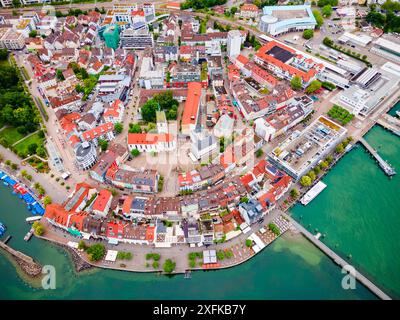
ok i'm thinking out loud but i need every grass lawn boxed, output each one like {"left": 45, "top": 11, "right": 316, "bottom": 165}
{"left": 0, "top": 127, "right": 26, "bottom": 146}
{"left": 14, "top": 132, "right": 45, "bottom": 158}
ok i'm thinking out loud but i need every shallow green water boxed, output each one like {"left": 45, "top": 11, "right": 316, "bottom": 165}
{"left": 0, "top": 182, "right": 374, "bottom": 300}
{"left": 292, "top": 125, "right": 400, "bottom": 298}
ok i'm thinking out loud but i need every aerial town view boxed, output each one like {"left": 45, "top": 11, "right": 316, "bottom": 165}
{"left": 0, "top": 0, "right": 399, "bottom": 304}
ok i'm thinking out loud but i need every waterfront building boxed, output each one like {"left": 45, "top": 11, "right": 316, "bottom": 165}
{"left": 259, "top": 5, "right": 317, "bottom": 36}
{"left": 268, "top": 116, "right": 347, "bottom": 180}
{"left": 339, "top": 68, "right": 399, "bottom": 117}
{"left": 239, "top": 198, "right": 264, "bottom": 225}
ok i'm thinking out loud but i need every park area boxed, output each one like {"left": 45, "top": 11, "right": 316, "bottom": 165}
{"left": 0, "top": 127, "right": 26, "bottom": 146}
{"left": 13, "top": 131, "right": 47, "bottom": 159}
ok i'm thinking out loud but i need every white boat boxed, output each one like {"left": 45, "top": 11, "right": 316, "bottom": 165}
{"left": 26, "top": 216, "right": 42, "bottom": 223}
{"left": 300, "top": 181, "right": 327, "bottom": 205}
{"left": 24, "top": 228, "right": 34, "bottom": 241}
{"left": 396, "top": 110, "right": 400, "bottom": 118}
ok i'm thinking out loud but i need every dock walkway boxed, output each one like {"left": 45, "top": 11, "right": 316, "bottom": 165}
{"left": 358, "top": 138, "right": 396, "bottom": 176}
{"left": 377, "top": 114, "right": 400, "bottom": 137}
{"left": 284, "top": 214, "right": 391, "bottom": 300}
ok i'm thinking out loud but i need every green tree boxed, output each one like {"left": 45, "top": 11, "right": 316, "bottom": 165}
{"left": 28, "top": 143, "right": 38, "bottom": 155}
{"left": 308, "top": 170, "right": 316, "bottom": 181}
{"left": 322, "top": 5, "right": 332, "bottom": 17}
{"left": 290, "top": 76, "right": 302, "bottom": 90}
{"left": 163, "top": 259, "right": 176, "bottom": 273}
{"left": 300, "top": 175, "right": 312, "bottom": 187}
{"left": 313, "top": 9, "right": 324, "bottom": 28}
{"left": 302, "top": 29, "right": 314, "bottom": 40}
{"left": 335, "top": 143, "right": 344, "bottom": 153}
{"left": 128, "top": 123, "right": 142, "bottom": 133}
{"left": 56, "top": 69, "right": 65, "bottom": 81}
{"left": 29, "top": 30, "right": 38, "bottom": 38}
{"left": 0, "top": 49, "right": 9, "bottom": 60}
{"left": 290, "top": 188, "right": 299, "bottom": 199}
{"left": 245, "top": 239, "right": 253, "bottom": 247}
{"left": 86, "top": 244, "right": 106, "bottom": 262}
{"left": 78, "top": 240, "right": 87, "bottom": 250}
{"left": 98, "top": 139, "right": 108, "bottom": 151}
{"left": 43, "top": 195, "right": 52, "bottom": 207}
{"left": 114, "top": 122, "right": 123, "bottom": 134}
{"left": 305, "top": 80, "right": 322, "bottom": 94}
{"left": 131, "top": 148, "right": 140, "bottom": 157}
{"left": 320, "top": 161, "right": 328, "bottom": 169}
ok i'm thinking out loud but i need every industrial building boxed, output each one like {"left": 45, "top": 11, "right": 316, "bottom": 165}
{"left": 371, "top": 37, "right": 400, "bottom": 63}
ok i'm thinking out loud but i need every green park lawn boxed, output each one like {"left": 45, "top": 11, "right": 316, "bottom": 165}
{"left": 0, "top": 127, "right": 26, "bottom": 146}
{"left": 14, "top": 132, "right": 46, "bottom": 158}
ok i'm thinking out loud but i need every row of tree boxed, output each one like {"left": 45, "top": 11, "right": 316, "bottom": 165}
{"left": 180, "top": 0, "right": 227, "bottom": 10}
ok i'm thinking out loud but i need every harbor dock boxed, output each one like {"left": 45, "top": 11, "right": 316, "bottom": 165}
{"left": 377, "top": 114, "right": 400, "bottom": 137}
{"left": 358, "top": 138, "right": 396, "bottom": 176}
{"left": 284, "top": 213, "right": 392, "bottom": 300}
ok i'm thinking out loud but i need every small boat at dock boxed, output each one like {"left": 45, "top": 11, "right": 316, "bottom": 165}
{"left": 24, "top": 228, "right": 34, "bottom": 242}
{"left": 26, "top": 216, "right": 42, "bottom": 223}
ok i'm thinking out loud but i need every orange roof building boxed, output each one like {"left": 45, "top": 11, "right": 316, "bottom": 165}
{"left": 254, "top": 41, "right": 324, "bottom": 85}
{"left": 82, "top": 122, "right": 114, "bottom": 141}
{"left": 127, "top": 133, "right": 176, "bottom": 153}
{"left": 181, "top": 82, "right": 202, "bottom": 135}
{"left": 92, "top": 189, "right": 113, "bottom": 217}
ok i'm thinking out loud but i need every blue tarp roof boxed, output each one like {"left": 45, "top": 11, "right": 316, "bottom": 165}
{"left": 3, "top": 176, "right": 16, "bottom": 186}
{"left": 22, "top": 193, "right": 35, "bottom": 204}
{"left": 32, "top": 202, "right": 45, "bottom": 216}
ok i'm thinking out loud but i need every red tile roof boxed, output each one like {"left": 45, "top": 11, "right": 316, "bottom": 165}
{"left": 92, "top": 189, "right": 112, "bottom": 213}
{"left": 256, "top": 41, "right": 317, "bottom": 83}
{"left": 82, "top": 122, "right": 114, "bottom": 141}
{"left": 127, "top": 133, "right": 174, "bottom": 145}
{"left": 182, "top": 82, "right": 202, "bottom": 127}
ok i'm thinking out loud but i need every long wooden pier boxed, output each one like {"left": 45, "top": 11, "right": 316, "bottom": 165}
{"left": 284, "top": 214, "right": 391, "bottom": 300}
{"left": 359, "top": 138, "right": 396, "bottom": 176}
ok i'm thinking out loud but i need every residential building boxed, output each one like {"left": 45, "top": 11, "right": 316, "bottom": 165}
{"left": 120, "top": 26, "right": 153, "bottom": 49}
{"left": 92, "top": 189, "right": 113, "bottom": 218}
{"left": 227, "top": 29, "right": 242, "bottom": 59}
